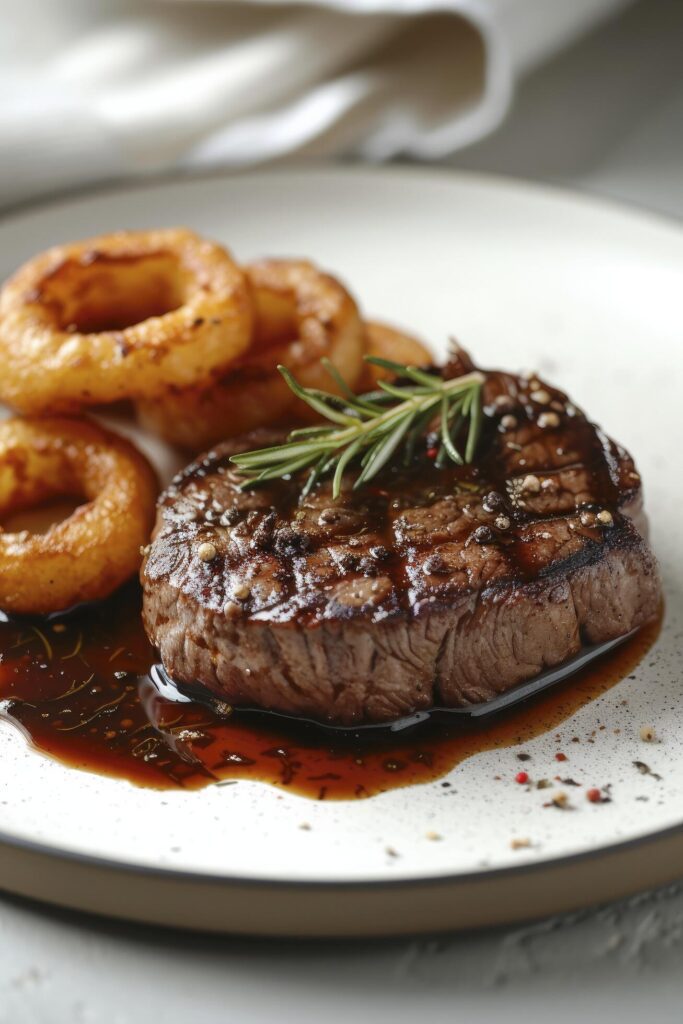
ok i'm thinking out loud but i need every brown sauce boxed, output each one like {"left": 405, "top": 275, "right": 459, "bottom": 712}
{"left": 0, "top": 585, "right": 660, "bottom": 800}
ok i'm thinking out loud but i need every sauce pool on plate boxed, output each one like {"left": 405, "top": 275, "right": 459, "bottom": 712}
{"left": 0, "top": 585, "right": 660, "bottom": 799}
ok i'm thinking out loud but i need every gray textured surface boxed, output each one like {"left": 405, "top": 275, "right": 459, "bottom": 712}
{"left": 3, "top": 884, "right": 683, "bottom": 1023}
{"left": 2, "top": 0, "right": 683, "bottom": 1019}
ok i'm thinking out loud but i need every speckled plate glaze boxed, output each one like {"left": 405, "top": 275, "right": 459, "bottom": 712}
{"left": 0, "top": 168, "right": 681, "bottom": 936}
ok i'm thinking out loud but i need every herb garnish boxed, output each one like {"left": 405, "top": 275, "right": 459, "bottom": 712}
{"left": 230, "top": 357, "right": 485, "bottom": 499}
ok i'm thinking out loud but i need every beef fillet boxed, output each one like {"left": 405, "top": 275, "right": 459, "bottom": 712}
{"left": 142, "top": 356, "right": 661, "bottom": 725}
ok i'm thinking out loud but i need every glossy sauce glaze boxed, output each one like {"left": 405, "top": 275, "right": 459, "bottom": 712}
{"left": 0, "top": 584, "right": 660, "bottom": 799}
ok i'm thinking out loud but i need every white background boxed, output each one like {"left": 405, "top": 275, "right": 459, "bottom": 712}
{"left": 1, "top": 1, "right": 683, "bottom": 1021}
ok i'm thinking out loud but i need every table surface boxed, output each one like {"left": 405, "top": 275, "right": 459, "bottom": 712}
{"left": 2, "top": 2, "right": 683, "bottom": 1021}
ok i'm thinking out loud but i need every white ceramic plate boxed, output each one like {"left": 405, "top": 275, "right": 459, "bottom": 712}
{"left": 0, "top": 168, "right": 681, "bottom": 936}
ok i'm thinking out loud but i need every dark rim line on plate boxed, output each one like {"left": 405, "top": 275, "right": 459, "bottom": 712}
{"left": 0, "top": 772, "right": 680, "bottom": 896}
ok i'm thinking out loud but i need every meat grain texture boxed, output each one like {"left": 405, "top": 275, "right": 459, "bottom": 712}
{"left": 142, "top": 354, "right": 661, "bottom": 725}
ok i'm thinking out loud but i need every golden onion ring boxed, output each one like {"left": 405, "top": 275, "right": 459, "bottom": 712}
{"left": 0, "top": 229, "right": 252, "bottom": 414}
{"left": 0, "top": 417, "right": 157, "bottom": 614}
{"left": 359, "top": 320, "right": 433, "bottom": 390}
{"left": 136, "top": 258, "right": 365, "bottom": 450}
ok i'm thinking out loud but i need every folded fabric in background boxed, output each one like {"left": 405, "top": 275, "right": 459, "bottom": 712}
{"left": 0, "top": 0, "right": 630, "bottom": 208}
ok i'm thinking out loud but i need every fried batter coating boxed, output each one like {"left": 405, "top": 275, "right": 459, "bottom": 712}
{"left": 136, "top": 258, "right": 365, "bottom": 450}
{"left": 0, "top": 418, "right": 157, "bottom": 614}
{"left": 0, "top": 229, "right": 252, "bottom": 414}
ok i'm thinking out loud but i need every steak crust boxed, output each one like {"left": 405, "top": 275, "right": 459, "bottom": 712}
{"left": 142, "top": 356, "right": 661, "bottom": 725}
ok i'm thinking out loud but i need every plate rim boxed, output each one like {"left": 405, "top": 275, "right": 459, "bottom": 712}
{"left": 2, "top": 817, "right": 683, "bottom": 936}
{"left": 1, "top": 161, "right": 682, "bottom": 245}
{"left": 1, "top": 800, "right": 683, "bottom": 892}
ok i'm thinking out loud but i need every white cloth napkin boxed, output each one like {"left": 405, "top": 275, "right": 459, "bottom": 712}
{"left": 0, "top": 0, "right": 630, "bottom": 209}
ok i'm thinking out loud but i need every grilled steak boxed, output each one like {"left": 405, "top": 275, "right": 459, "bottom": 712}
{"left": 142, "top": 353, "right": 661, "bottom": 725}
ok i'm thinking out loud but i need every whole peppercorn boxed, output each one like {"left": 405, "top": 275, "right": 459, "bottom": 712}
{"left": 197, "top": 542, "right": 217, "bottom": 562}
{"left": 482, "top": 491, "right": 504, "bottom": 513}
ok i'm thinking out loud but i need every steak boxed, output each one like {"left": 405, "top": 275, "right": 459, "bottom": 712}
{"left": 141, "top": 352, "right": 661, "bottom": 725}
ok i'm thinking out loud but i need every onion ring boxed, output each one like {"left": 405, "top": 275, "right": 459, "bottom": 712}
{"left": 0, "top": 417, "right": 157, "bottom": 614}
{"left": 0, "top": 229, "right": 252, "bottom": 414}
{"left": 136, "top": 258, "right": 365, "bottom": 450}
{"left": 359, "top": 321, "right": 433, "bottom": 390}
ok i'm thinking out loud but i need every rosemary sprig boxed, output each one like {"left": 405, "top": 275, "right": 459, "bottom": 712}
{"left": 231, "top": 357, "right": 485, "bottom": 499}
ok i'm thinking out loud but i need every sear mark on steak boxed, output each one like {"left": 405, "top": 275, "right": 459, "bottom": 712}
{"left": 142, "top": 356, "right": 661, "bottom": 725}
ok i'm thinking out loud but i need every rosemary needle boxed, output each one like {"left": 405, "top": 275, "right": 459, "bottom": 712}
{"left": 231, "top": 357, "right": 485, "bottom": 499}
